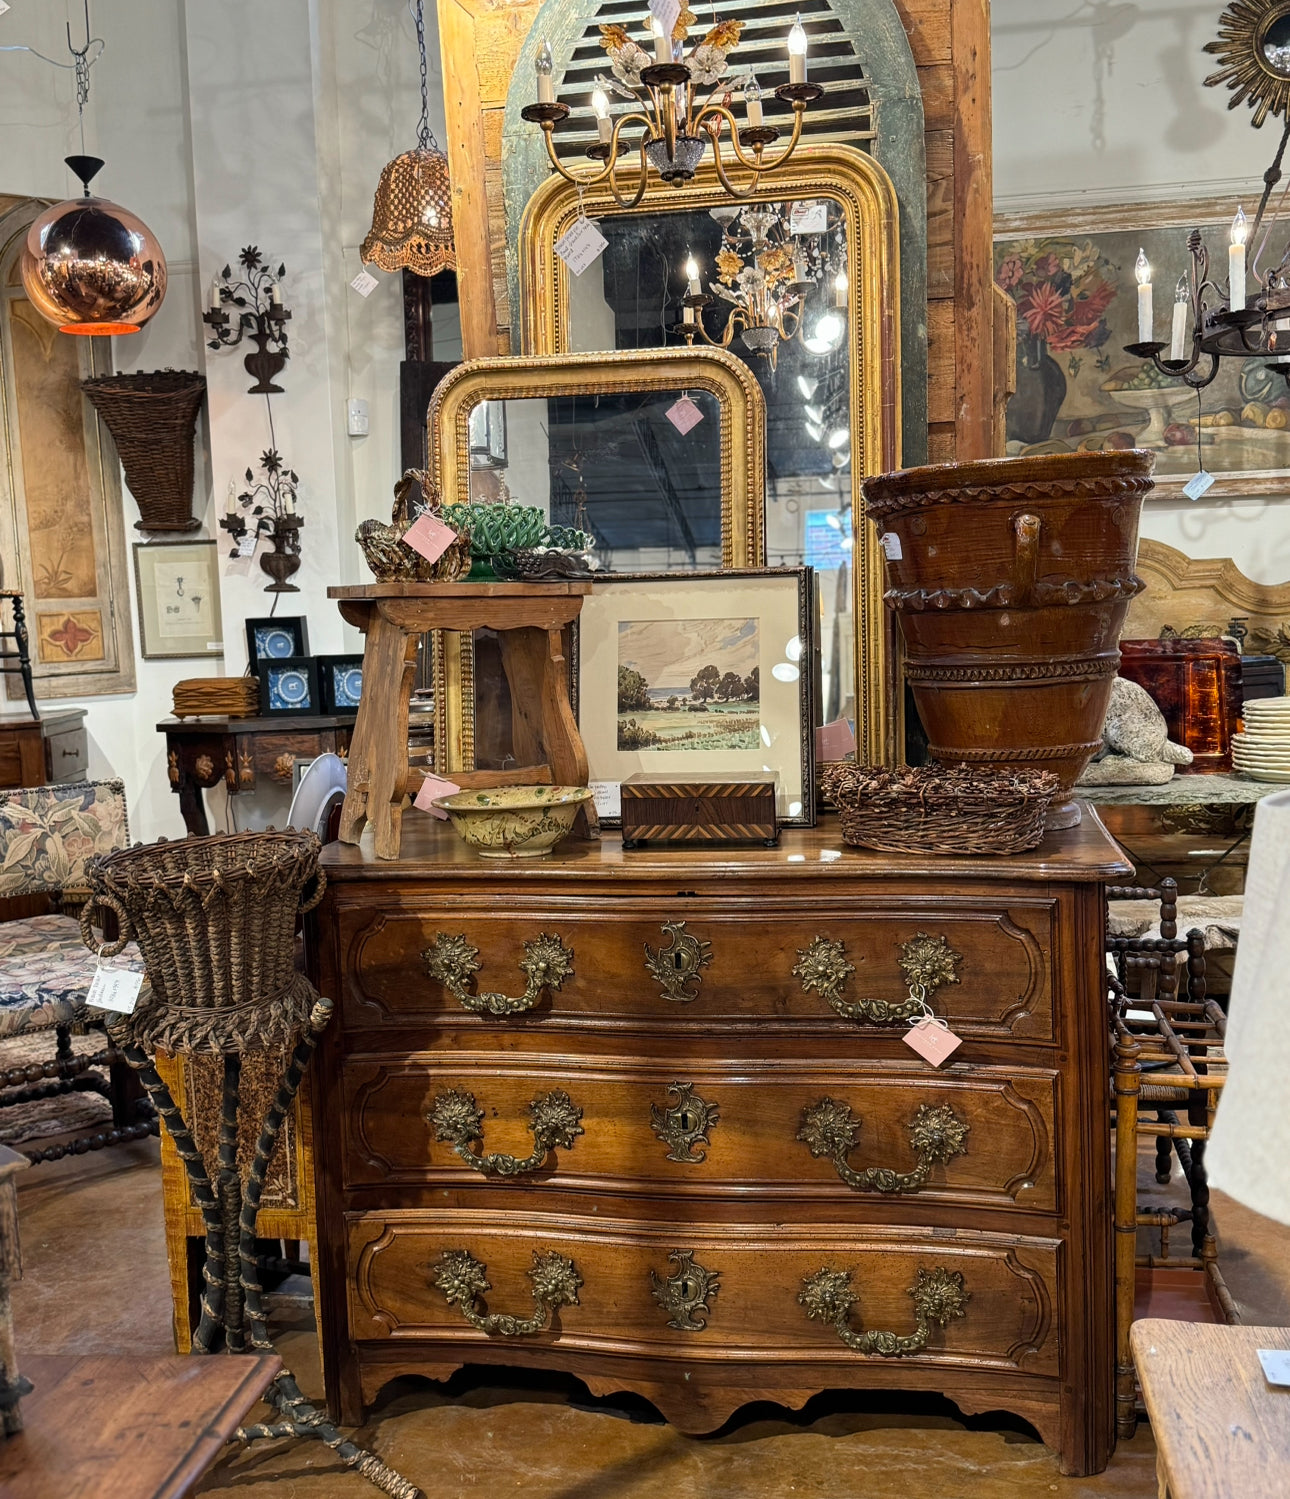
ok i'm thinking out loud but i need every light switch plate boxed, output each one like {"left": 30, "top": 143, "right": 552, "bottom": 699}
{"left": 347, "top": 398, "right": 369, "bottom": 437}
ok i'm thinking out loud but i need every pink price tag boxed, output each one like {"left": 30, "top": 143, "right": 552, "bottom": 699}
{"left": 815, "top": 717, "right": 856, "bottom": 761}
{"left": 402, "top": 513, "right": 458, "bottom": 566}
{"left": 903, "top": 1015, "right": 963, "bottom": 1067}
{"left": 414, "top": 773, "right": 461, "bottom": 819}
{"left": 666, "top": 396, "right": 705, "bottom": 434}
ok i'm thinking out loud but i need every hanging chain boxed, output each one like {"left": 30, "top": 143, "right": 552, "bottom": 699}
{"left": 413, "top": 0, "right": 436, "bottom": 151}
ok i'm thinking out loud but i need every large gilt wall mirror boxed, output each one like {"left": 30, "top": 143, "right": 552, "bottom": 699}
{"left": 517, "top": 145, "right": 901, "bottom": 761}
{"left": 428, "top": 347, "right": 767, "bottom": 770}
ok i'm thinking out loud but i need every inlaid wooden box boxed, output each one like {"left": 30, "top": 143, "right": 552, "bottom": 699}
{"left": 619, "top": 773, "right": 778, "bottom": 848}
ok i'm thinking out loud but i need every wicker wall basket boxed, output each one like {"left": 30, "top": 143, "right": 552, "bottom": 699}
{"left": 821, "top": 764, "right": 1061, "bottom": 856}
{"left": 81, "top": 370, "right": 207, "bottom": 533}
{"left": 81, "top": 829, "right": 325, "bottom": 1054}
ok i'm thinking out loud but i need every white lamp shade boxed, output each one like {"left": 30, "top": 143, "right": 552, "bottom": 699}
{"left": 1208, "top": 786, "right": 1290, "bottom": 1226}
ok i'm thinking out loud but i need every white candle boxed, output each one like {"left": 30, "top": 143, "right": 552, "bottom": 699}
{"left": 685, "top": 255, "right": 701, "bottom": 296}
{"left": 535, "top": 38, "right": 554, "bottom": 105}
{"left": 787, "top": 16, "right": 808, "bottom": 85}
{"left": 834, "top": 267, "right": 849, "bottom": 309}
{"left": 744, "top": 77, "right": 763, "bottom": 128}
{"left": 209, "top": 279, "right": 222, "bottom": 313}
{"left": 652, "top": 16, "right": 671, "bottom": 64}
{"left": 592, "top": 87, "right": 612, "bottom": 143}
{"left": 284, "top": 495, "right": 295, "bottom": 515}
{"left": 683, "top": 305, "right": 695, "bottom": 325}
{"left": 1134, "top": 248, "right": 1152, "bottom": 343}
{"left": 1230, "top": 206, "right": 1249, "bottom": 311}
{"left": 267, "top": 281, "right": 281, "bottom": 307}
{"left": 1170, "top": 276, "right": 1189, "bottom": 361}
{"left": 793, "top": 251, "right": 808, "bottom": 282}
{"left": 226, "top": 481, "right": 238, "bottom": 515}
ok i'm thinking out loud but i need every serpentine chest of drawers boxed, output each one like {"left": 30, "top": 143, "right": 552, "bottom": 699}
{"left": 308, "top": 813, "right": 1131, "bottom": 1476}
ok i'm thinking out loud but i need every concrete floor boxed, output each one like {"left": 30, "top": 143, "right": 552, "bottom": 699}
{"left": 10, "top": 1141, "right": 1290, "bottom": 1498}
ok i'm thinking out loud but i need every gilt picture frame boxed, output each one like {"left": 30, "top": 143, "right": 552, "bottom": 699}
{"left": 572, "top": 567, "right": 816, "bottom": 828}
{"left": 132, "top": 540, "right": 223, "bottom": 661}
{"left": 994, "top": 197, "right": 1290, "bottom": 500}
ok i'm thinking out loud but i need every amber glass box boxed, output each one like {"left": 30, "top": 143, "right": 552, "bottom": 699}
{"left": 1118, "top": 638, "right": 1242, "bottom": 773}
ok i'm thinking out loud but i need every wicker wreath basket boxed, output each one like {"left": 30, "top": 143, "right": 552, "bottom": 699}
{"left": 820, "top": 764, "right": 1061, "bottom": 856}
{"left": 80, "top": 829, "right": 324, "bottom": 1053}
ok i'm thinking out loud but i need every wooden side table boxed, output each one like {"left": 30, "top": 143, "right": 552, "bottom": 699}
{"left": 157, "top": 714, "right": 356, "bottom": 836}
{"left": 328, "top": 581, "right": 591, "bottom": 859}
{"left": 1131, "top": 1319, "right": 1290, "bottom": 1498}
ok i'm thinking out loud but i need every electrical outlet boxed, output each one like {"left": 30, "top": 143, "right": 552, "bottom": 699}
{"left": 347, "top": 398, "right": 369, "bottom": 437}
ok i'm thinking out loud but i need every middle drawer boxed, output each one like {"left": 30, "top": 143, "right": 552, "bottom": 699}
{"left": 342, "top": 1054, "right": 1059, "bottom": 1214}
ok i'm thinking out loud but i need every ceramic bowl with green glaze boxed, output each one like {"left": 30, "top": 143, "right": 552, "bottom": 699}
{"left": 432, "top": 785, "right": 594, "bottom": 858}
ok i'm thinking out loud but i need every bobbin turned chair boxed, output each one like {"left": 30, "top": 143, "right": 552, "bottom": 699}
{"left": 0, "top": 780, "right": 155, "bottom": 1161}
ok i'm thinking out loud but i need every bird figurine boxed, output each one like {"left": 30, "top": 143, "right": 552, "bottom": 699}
{"left": 356, "top": 468, "right": 471, "bottom": 582}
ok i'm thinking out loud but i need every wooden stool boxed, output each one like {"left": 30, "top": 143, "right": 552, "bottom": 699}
{"left": 328, "top": 581, "right": 593, "bottom": 860}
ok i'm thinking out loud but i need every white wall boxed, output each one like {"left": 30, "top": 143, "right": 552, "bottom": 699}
{"left": 992, "top": 0, "right": 1290, "bottom": 584}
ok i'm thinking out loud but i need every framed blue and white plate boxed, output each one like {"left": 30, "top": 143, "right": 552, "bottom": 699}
{"left": 258, "top": 655, "right": 319, "bottom": 716}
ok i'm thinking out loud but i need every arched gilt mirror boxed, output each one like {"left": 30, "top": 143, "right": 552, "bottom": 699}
{"left": 517, "top": 144, "right": 900, "bottom": 762}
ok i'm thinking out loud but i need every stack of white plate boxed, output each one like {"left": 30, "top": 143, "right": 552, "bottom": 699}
{"left": 1233, "top": 698, "right": 1290, "bottom": 781}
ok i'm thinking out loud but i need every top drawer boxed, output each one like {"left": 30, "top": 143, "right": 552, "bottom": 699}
{"left": 335, "top": 895, "right": 1057, "bottom": 1042}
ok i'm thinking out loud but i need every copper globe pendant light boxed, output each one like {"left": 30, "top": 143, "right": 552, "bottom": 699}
{"left": 18, "top": 3, "right": 167, "bottom": 336}
{"left": 360, "top": 0, "right": 456, "bottom": 277}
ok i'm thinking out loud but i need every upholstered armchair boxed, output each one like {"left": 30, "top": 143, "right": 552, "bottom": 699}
{"left": 0, "top": 780, "right": 157, "bottom": 1161}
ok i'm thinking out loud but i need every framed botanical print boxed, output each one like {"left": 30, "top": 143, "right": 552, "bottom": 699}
{"left": 995, "top": 198, "right": 1290, "bottom": 499}
{"left": 245, "top": 615, "right": 309, "bottom": 670}
{"left": 132, "top": 541, "right": 223, "bottom": 660}
{"left": 575, "top": 568, "right": 816, "bottom": 827}
{"left": 316, "top": 653, "right": 363, "bottom": 714}
{"left": 258, "top": 655, "right": 320, "bottom": 716}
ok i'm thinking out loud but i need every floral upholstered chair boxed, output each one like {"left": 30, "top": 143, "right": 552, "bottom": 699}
{"left": 0, "top": 780, "right": 155, "bottom": 1162}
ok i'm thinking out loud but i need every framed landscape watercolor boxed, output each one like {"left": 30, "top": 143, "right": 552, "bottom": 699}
{"left": 575, "top": 568, "right": 815, "bottom": 827}
{"left": 994, "top": 200, "right": 1290, "bottom": 498}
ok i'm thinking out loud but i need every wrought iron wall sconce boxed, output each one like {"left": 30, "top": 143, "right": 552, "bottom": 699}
{"left": 202, "top": 247, "right": 292, "bottom": 395}
{"left": 220, "top": 448, "right": 303, "bottom": 594}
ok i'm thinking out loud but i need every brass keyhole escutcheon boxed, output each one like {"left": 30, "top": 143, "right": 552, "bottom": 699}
{"left": 644, "top": 921, "right": 712, "bottom": 1002}
{"left": 650, "top": 1250, "right": 720, "bottom": 1332}
{"left": 650, "top": 1082, "right": 719, "bottom": 1164}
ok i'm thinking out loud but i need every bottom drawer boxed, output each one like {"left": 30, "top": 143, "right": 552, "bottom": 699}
{"left": 348, "top": 1211, "right": 1059, "bottom": 1377}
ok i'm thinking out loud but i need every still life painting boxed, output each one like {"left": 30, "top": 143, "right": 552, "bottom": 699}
{"left": 616, "top": 617, "right": 761, "bottom": 751}
{"left": 995, "top": 220, "right": 1290, "bottom": 495}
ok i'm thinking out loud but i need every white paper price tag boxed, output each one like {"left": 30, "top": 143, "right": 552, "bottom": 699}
{"left": 0, "top": 4, "right": 12, "bottom": 18}
{"left": 554, "top": 215, "right": 608, "bottom": 276}
{"left": 1259, "top": 1349, "right": 1290, "bottom": 1387}
{"left": 350, "top": 268, "right": 380, "bottom": 298}
{"left": 789, "top": 200, "right": 828, "bottom": 235}
{"left": 87, "top": 964, "right": 144, "bottom": 1016}
{"left": 237, "top": 532, "right": 258, "bottom": 557}
{"left": 1183, "top": 469, "right": 1215, "bottom": 501}
{"left": 590, "top": 780, "right": 622, "bottom": 819}
{"left": 880, "top": 531, "right": 903, "bottom": 560}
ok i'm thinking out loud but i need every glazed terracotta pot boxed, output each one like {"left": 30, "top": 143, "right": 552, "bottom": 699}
{"left": 861, "top": 450, "right": 1154, "bottom": 829}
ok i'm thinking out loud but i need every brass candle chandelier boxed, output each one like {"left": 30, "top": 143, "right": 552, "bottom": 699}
{"left": 675, "top": 201, "right": 847, "bottom": 368}
{"left": 1125, "top": 0, "right": 1290, "bottom": 388}
{"left": 522, "top": 13, "right": 823, "bottom": 209}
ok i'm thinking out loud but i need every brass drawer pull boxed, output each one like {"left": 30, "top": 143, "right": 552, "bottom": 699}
{"left": 793, "top": 933, "right": 961, "bottom": 1025}
{"left": 429, "top": 1088, "right": 583, "bottom": 1177}
{"left": 644, "top": 921, "right": 712, "bottom": 1002}
{"left": 797, "top": 1100, "right": 969, "bottom": 1194}
{"left": 799, "top": 1265, "right": 969, "bottom": 1357}
{"left": 433, "top": 1249, "right": 581, "bottom": 1336}
{"left": 650, "top": 1082, "right": 719, "bottom": 1163}
{"left": 650, "top": 1249, "right": 721, "bottom": 1331}
{"left": 422, "top": 931, "right": 574, "bottom": 1016}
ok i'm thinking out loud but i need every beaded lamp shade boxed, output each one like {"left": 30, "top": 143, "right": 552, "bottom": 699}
{"left": 361, "top": 0, "right": 456, "bottom": 277}
{"left": 360, "top": 144, "right": 456, "bottom": 276}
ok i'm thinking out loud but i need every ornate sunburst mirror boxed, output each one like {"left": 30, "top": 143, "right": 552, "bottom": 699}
{"left": 1206, "top": 0, "right": 1290, "bottom": 124}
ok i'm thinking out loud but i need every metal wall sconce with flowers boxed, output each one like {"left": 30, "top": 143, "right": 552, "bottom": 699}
{"left": 219, "top": 449, "right": 303, "bottom": 594}
{"left": 202, "top": 247, "right": 292, "bottom": 395}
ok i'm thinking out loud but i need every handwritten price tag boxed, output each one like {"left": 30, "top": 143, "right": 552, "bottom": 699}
{"left": 554, "top": 215, "right": 608, "bottom": 276}
{"left": 403, "top": 512, "right": 458, "bottom": 566}
{"left": 667, "top": 396, "right": 705, "bottom": 434}
{"left": 880, "top": 531, "right": 903, "bottom": 560}
{"left": 350, "top": 269, "right": 380, "bottom": 298}
{"left": 1183, "top": 469, "right": 1215, "bottom": 501}
{"left": 414, "top": 773, "right": 462, "bottom": 819}
{"left": 87, "top": 963, "right": 145, "bottom": 1016}
{"left": 789, "top": 199, "right": 828, "bottom": 234}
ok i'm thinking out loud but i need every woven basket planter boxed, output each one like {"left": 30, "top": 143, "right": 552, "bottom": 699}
{"left": 81, "top": 829, "right": 325, "bottom": 1053}
{"left": 820, "top": 763, "right": 1061, "bottom": 856}
{"left": 82, "top": 370, "right": 207, "bottom": 533}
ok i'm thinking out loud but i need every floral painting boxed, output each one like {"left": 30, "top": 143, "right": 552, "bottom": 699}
{"left": 616, "top": 617, "right": 760, "bottom": 751}
{"left": 995, "top": 223, "right": 1290, "bottom": 493}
